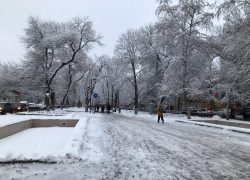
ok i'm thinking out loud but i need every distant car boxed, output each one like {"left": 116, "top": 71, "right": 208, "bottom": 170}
{"left": 216, "top": 109, "right": 231, "bottom": 118}
{"left": 199, "top": 108, "right": 215, "bottom": 115}
{"left": 20, "top": 101, "right": 29, "bottom": 106}
{"left": 28, "top": 103, "right": 36, "bottom": 107}
{"left": 0, "top": 102, "right": 13, "bottom": 115}
{"left": 182, "top": 107, "right": 197, "bottom": 115}
{"left": 243, "top": 108, "right": 250, "bottom": 120}
{"left": 36, "top": 104, "right": 46, "bottom": 109}
{"left": 12, "top": 103, "right": 28, "bottom": 112}
{"left": 189, "top": 107, "right": 198, "bottom": 113}
{"left": 55, "top": 104, "right": 61, "bottom": 108}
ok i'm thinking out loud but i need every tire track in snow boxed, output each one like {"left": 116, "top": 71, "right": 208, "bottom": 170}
{"left": 107, "top": 113, "right": 250, "bottom": 179}
{"left": 103, "top": 114, "right": 184, "bottom": 180}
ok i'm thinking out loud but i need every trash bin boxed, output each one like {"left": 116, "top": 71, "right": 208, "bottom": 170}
{"left": 149, "top": 103, "right": 156, "bottom": 115}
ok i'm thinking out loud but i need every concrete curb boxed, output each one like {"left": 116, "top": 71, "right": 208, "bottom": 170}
{"left": 175, "top": 120, "right": 250, "bottom": 135}
{"left": 16, "top": 113, "right": 63, "bottom": 116}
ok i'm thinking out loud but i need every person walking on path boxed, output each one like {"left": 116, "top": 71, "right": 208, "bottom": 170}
{"left": 231, "top": 107, "right": 235, "bottom": 119}
{"left": 101, "top": 105, "right": 104, "bottom": 113}
{"left": 107, "top": 102, "right": 111, "bottom": 114}
{"left": 156, "top": 104, "right": 164, "bottom": 123}
{"left": 96, "top": 104, "right": 99, "bottom": 112}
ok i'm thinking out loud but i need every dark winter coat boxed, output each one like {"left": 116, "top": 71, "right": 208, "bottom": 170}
{"left": 107, "top": 104, "right": 111, "bottom": 110}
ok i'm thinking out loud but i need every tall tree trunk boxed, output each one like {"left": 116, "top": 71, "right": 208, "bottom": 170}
{"left": 132, "top": 62, "right": 138, "bottom": 114}
{"left": 111, "top": 86, "right": 114, "bottom": 107}
{"left": 118, "top": 91, "right": 119, "bottom": 108}
{"left": 226, "top": 99, "right": 229, "bottom": 120}
{"left": 114, "top": 91, "right": 118, "bottom": 108}
{"left": 62, "top": 65, "right": 73, "bottom": 109}
{"left": 51, "top": 92, "right": 55, "bottom": 111}
{"left": 85, "top": 103, "right": 89, "bottom": 112}
{"left": 178, "top": 97, "right": 181, "bottom": 113}
{"left": 160, "top": 97, "right": 165, "bottom": 104}
{"left": 45, "top": 73, "right": 50, "bottom": 111}
{"left": 184, "top": 93, "right": 191, "bottom": 119}
{"left": 226, "top": 90, "right": 230, "bottom": 120}
{"left": 184, "top": 59, "right": 191, "bottom": 119}
{"left": 62, "top": 93, "right": 68, "bottom": 110}
{"left": 45, "top": 89, "right": 50, "bottom": 111}
{"left": 107, "top": 80, "right": 109, "bottom": 103}
{"left": 156, "top": 55, "right": 160, "bottom": 78}
{"left": 85, "top": 79, "right": 90, "bottom": 112}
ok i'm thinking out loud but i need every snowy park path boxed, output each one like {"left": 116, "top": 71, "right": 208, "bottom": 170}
{"left": 1, "top": 112, "right": 250, "bottom": 180}
{"left": 104, "top": 113, "right": 250, "bottom": 180}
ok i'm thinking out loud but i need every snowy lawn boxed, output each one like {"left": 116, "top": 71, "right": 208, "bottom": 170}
{"left": 0, "top": 108, "right": 100, "bottom": 162}
{"left": 0, "top": 127, "right": 74, "bottom": 161}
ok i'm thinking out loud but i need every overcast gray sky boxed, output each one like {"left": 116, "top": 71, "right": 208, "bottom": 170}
{"left": 0, "top": 0, "right": 158, "bottom": 63}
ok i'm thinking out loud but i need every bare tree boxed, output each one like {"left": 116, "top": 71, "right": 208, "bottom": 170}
{"left": 20, "top": 16, "right": 103, "bottom": 111}
{"left": 114, "top": 29, "right": 141, "bottom": 114}
{"left": 156, "top": 0, "right": 215, "bottom": 119}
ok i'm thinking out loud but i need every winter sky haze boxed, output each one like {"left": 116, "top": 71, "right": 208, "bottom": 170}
{"left": 0, "top": 0, "right": 158, "bottom": 63}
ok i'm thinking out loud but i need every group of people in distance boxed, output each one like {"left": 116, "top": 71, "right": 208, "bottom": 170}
{"left": 95, "top": 102, "right": 112, "bottom": 114}
{"left": 94, "top": 102, "right": 165, "bottom": 121}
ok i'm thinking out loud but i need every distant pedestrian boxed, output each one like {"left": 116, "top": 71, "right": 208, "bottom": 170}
{"left": 107, "top": 102, "right": 111, "bottom": 114}
{"left": 156, "top": 104, "right": 164, "bottom": 123}
{"left": 231, "top": 107, "right": 235, "bottom": 119}
{"left": 97, "top": 105, "right": 99, "bottom": 112}
{"left": 101, "top": 105, "right": 104, "bottom": 113}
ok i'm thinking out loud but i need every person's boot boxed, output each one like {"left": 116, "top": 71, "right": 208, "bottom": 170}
{"left": 162, "top": 121, "right": 164, "bottom": 124}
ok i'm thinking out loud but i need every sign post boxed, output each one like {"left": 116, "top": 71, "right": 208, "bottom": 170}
{"left": 93, "top": 93, "right": 98, "bottom": 98}
{"left": 92, "top": 93, "right": 98, "bottom": 114}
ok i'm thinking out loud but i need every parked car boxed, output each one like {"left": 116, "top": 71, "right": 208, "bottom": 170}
{"left": 36, "top": 104, "right": 46, "bottom": 110}
{"left": 0, "top": 102, "right": 13, "bottom": 115}
{"left": 199, "top": 108, "right": 215, "bottom": 115}
{"left": 216, "top": 109, "right": 231, "bottom": 118}
{"left": 243, "top": 108, "right": 250, "bottom": 120}
{"left": 55, "top": 104, "right": 61, "bottom": 108}
{"left": 28, "top": 103, "right": 36, "bottom": 107}
{"left": 20, "top": 101, "right": 29, "bottom": 106}
{"left": 182, "top": 107, "right": 198, "bottom": 115}
{"left": 12, "top": 103, "right": 28, "bottom": 112}
{"left": 189, "top": 107, "right": 198, "bottom": 113}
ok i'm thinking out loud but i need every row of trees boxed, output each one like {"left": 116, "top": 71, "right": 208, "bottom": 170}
{"left": 108, "top": 0, "right": 250, "bottom": 118}
{"left": 1, "top": 0, "right": 250, "bottom": 119}
{"left": 0, "top": 16, "right": 103, "bottom": 111}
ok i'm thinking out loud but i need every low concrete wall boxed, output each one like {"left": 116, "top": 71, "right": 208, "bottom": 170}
{"left": 0, "top": 120, "right": 32, "bottom": 139}
{"left": 0, "top": 119, "right": 79, "bottom": 139}
{"left": 193, "top": 120, "right": 250, "bottom": 129}
{"left": 32, "top": 119, "right": 79, "bottom": 128}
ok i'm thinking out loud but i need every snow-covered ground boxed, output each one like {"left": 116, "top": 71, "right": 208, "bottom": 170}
{"left": 0, "top": 108, "right": 250, "bottom": 179}
{"left": 0, "top": 127, "right": 74, "bottom": 160}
